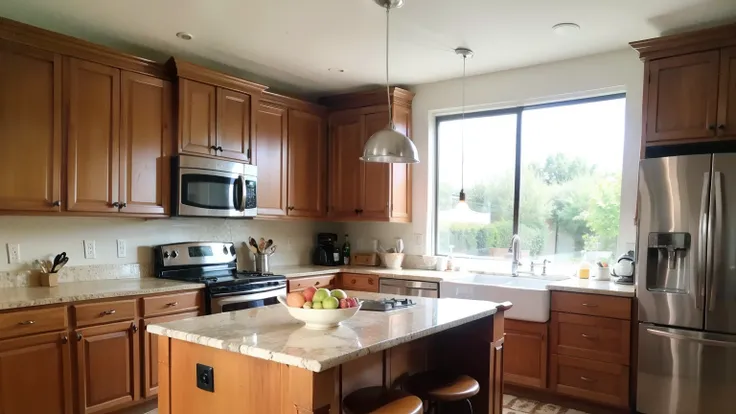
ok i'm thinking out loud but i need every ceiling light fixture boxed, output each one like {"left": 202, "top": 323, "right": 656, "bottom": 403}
{"left": 552, "top": 23, "right": 580, "bottom": 36}
{"left": 176, "top": 32, "right": 194, "bottom": 40}
{"left": 454, "top": 47, "right": 473, "bottom": 211}
{"left": 360, "top": 0, "right": 419, "bottom": 164}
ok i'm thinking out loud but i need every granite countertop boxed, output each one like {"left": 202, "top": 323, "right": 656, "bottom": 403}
{"left": 148, "top": 291, "right": 501, "bottom": 372}
{"left": 0, "top": 279, "right": 205, "bottom": 310}
{"left": 546, "top": 278, "right": 636, "bottom": 298}
{"left": 271, "top": 265, "right": 466, "bottom": 283}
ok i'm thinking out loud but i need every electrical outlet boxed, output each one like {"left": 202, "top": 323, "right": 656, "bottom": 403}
{"left": 83, "top": 240, "right": 96, "bottom": 259}
{"left": 116, "top": 239, "right": 127, "bottom": 258}
{"left": 413, "top": 233, "right": 424, "bottom": 247}
{"left": 6, "top": 243, "right": 20, "bottom": 264}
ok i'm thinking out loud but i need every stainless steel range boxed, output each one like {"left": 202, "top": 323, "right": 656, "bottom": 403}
{"left": 154, "top": 242, "right": 286, "bottom": 313}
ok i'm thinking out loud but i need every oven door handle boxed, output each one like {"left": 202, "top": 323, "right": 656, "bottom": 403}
{"left": 210, "top": 284, "right": 287, "bottom": 298}
{"left": 212, "top": 287, "right": 286, "bottom": 312}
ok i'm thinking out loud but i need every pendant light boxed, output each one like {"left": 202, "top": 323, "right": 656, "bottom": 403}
{"left": 360, "top": 0, "right": 419, "bottom": 164}
{"left": 455, "top": 47, "right": 473, "bottom": 211}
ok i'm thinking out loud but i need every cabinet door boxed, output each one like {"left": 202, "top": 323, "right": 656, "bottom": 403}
{"left": 390, "top": 104, "right": 412, "bottom": 221}
{"left": 503, "top": 319, "right": 547, "bottom": 389}
{"left": 717, "top": 46, "right": 736, "bottom": 139}
{"left": 255, "top": 102, "right": 288, "bottom": 216}
{"left": 646, "top": 51, "right": 720, "bottom": 143}
{"left": 66, "top": 58, "right": 120, "bottom": 213}
{"left": 217, "top": 88, "right": 252, "bottom": 162}
{"left": 143, "top": 311, "right": 199, "bottom": 397}
{"left": 328, "top": 113, "right": 362, "bottom": 218}
{"left": 76, "top": 321, "right": 139, "bottom": 414}
{"left": 361, "top": 112, "right": 391, "bottom": 219}
{"left": 0, "top": 332, "right": 73, "bottom": 414}
{"left": 0, "top": 41, "right": 62, "bottom": 212}
{"left": 287, "top": 108, "right": 326, "bottom": 217}
{"left": 120, "top": 72, "right": 172, "bottom": 216}
{"left": 179, "top": 79, "right": 216, "bottom": 156}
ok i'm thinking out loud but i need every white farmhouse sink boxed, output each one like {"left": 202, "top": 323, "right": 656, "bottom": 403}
{"left": 440, "top": 274, "right": 551, "bottom": 322}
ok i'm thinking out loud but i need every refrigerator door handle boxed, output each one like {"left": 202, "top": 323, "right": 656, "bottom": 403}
{"left": 697, "top": 172, "right": 710, "bottom": 310}
{"left": 646, "top": 326, "right": 736, "bottom": 348}
{"left": 709, "top": 171, "right": 723, "bottom": 312}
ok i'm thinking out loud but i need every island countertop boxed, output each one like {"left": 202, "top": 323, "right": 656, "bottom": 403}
{"left": 148, "top": 291, "right": 503, "bottom": 372}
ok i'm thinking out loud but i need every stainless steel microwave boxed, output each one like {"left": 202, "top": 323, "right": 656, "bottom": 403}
{"left": 172, "top": 155, "right": 257, "bottom": 218}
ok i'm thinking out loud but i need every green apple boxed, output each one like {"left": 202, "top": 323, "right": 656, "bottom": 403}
{"left": 312, "top": 288, "right": 331, "bottom": 303}
{"left": 330, "top": 289, "right": 347, "bottom": 299}
{"left": 322, "top": 296, "right": 340, "bottom": 310}
{"left": 312, "top": 301, "right": 323, "bottom": 309}
{"left": 302, "top": 301, "right": 313, "bottom": 309}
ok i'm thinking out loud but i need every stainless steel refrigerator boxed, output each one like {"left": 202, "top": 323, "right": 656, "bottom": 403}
{"left": 637, "top": 154, "right": 736, "bottom": 414}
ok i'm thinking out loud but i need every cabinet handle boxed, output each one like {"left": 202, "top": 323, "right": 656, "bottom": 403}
{"left": 100, "top": 309, "right": 116, "bottom": 316}
{"left": 580, "top": 376, "right": 595, "bottom": 382}
{"left": 288, "top": 206, "right": 295, "bottom": 211}
{"left": 120, "top": 202, "right": 127, "bottom": 209}
{"left": 18, "top": 320, "right": 35, "bottom": 326}
{"left": 315, "top": 281, "right": 320, "bottom": 286}
{"left": 709, "top": 124, "right": 717, "bottom": 131}
{"left": 581, "top": 333, "right": 597, "bottom": 340}
{"left": 61, "top": 334, "right": 68, "bottom": 344}
{"left": 111, "top": 202, "right": 120, "bottom": 208}
{"left": 166, "top": 301, "right": 179, "bottom": 307}
{"left": 210, "top": 145, "right": 218, "bottom": 151}
{"left": 581, "top": 303, "right": 597, "bottom": 308}
{"left": 354, "top": 209, "right": 359, "bottom": 215}
{"left": 718, "top": 124, "right": 727, "bottom": 131}
{"left": 368, "top": 279, "right": 374, "bottom": 285}
{"left": 52, "top": 200, "right": 61, "bottom": 207}
{"left": 216, "top": 146, "right": 223, "bottom": 152}
{"left": 131, "top": 323, "right": 138, "bottom": 333}
{"left": 76, "top": 333, "right": 82, "bottom": 341}
{"left": 351, "top": 279, "right": 357, "bottom": 284}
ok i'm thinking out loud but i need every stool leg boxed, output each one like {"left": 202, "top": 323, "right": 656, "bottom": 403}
{"left": 465, "top": 398, "right": 473, "bottom": 414}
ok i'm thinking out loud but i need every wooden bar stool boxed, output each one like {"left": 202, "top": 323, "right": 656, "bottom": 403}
{"left": 403, "top": 372, "right": 480, "bottom": 414}
{"left": 343, "top": 386, "right": 423, "bottom": 414}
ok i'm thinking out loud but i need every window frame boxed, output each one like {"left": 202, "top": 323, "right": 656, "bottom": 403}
{"left": 433, "top": 93, "right": 627, "bottom": 258}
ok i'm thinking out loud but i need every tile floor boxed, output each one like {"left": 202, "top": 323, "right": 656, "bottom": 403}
{"left": 503, "top": 394, "right": 590, "bottom": 414}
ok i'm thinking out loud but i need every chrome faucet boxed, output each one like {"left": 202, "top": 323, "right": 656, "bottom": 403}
{"left": 509, "top": 234, "right": 521, "bottom": 277}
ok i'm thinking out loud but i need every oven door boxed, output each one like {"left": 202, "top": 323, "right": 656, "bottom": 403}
{"left": 177, "top": 168, "right": 246, "bottom": 217}
{"left": 210, "top": 286, "right": 286, "bottom": 313}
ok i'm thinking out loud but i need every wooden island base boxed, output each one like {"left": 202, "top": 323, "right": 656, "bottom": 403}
{"left": 156, "top": 311, "right": 506, "bottom": 414}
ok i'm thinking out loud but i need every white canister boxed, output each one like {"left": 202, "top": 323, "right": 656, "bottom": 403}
{"left": 594, "top": 267, "right": 610, "bottom": 281}
{"left": 435, "top": 257, "right": 448, "bottom": 271}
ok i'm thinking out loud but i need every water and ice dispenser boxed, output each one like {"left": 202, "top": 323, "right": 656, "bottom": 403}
{"left": 645, "top": 232, "right": 691, "bottom": 293}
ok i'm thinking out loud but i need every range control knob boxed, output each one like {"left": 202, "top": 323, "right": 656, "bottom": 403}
{"left": 229, "top": 245, "right": 236, "bottom": 255}
{"left": 171, "top": 250, "right": 179, "bottom": 258}
{"left": 163, "top": 251, "right": 170, "bottom": 259}
{"left": 222, "top": 245, "right": 228, "bottom": 255}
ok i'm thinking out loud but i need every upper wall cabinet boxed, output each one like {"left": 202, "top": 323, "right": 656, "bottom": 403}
{"left": 169, "top": 59, "right": 266, "bottom": 164}
{"left": 322, "top": 87, "right": 414, "bottom": 223}
{"left": 632, "top": 23, "right": 736, "bottom": 147}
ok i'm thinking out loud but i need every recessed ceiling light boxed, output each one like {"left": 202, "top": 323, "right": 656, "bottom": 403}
{"left": 552, "top": 23, "right": 580, "bottom": 36}
{"left": 328, "top": 68, "right": 346, "bottom": 73}
{"left": 176, "top": 32, "right": 194, "bottom": 41}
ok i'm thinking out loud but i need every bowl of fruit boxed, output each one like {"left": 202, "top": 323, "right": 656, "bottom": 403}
{"left": 278, "top": 287, "right": 362, "bottom": 330}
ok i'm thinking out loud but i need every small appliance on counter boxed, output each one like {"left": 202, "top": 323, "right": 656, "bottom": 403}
{"left": 611, "top": 251, "right": 635, "bottom": 285}
{"left": 312, "top": 233, "right": 341, "bottom": 266}
{"left": 360, "top": 298, "right": 416, "bottom": 312}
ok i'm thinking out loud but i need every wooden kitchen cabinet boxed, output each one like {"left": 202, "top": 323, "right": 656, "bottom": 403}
{"left": 256, "top": 99, "right": 289, "bottom": 216}
{"left": 75, "top": 320, "right": 140, "bottom": 414}
{"left": 288, "top": 274, "right": 336, "bottom": 292}
{"left": 287, "top": 108, "right": 326, "bottom": 217}
{"left": 503, "top": 319, "right": 548, "bottom": 389}
{"left": 178, "top": 78, "right": 216, "bottom": 157}
{"left": 143, "top": 311, "right": 199, "bottom": 397}
{"left": 337, "top": 273, "right": 380, "bottom": 292}
{"left": 324, "top": 87, "right": 414, "bottom": 222}
{"left": 0, "top": 40, "right": 62, "bottom": 213}
{"left": 217, "top": 88, "right": 252, "bottom": 162}
{"left": 65, "top": 57, "right": 121, "bottom": 213}
{"left": 718, "top": 46, "right": 736, "bottom": 139}
{"left": 0, "top": 332, "right": 73, "bottom": 414}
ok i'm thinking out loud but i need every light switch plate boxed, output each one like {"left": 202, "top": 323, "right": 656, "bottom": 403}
{"left": 116, "top": 239, "right": 127, "bottom": 258}
{"left": 83, "top": 240, "right": 96, "bottom": 259}
{"left": 6, "top": 244, "right": 20, "bottom": 264}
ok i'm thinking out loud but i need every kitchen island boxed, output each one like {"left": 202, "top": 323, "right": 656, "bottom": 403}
{"left": 149, "top": 292, "right": 510, "bottom": 414}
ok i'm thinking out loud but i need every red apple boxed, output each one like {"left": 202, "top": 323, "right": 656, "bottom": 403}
{"left": 339, "top": 298, "right": 348, "bottom": 309}
{"left": 347, "top": 297, "right": 359, "bottom": 308}
{"left": 303, "top": 286, "right": 317, "bottom": 302}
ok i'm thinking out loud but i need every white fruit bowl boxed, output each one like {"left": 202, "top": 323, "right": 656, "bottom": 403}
{"left": 277, "top": 296, "right": 362, "bottom": 330}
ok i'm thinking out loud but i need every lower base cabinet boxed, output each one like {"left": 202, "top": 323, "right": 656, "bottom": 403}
{"left": 0, "top": 332, "right": 73, "bottom": 414}
{"left": 550, "top": 354, "right": 630, "bottom": 408}
{"left": 503, "top": 319, "right": 548, "bottom": 389}
{"left": 143, "top": 311, "right": 200, "bottom": 397}
{"left": 75, "top": 321, "right": 140, "bottom": 414}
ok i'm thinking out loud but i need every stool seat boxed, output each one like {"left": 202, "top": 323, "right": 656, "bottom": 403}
{"left": 404, "top": 372, "right": 480, "bottom": 402}
{"left": 343, "top": 386, "right": 423, "bottom": 414}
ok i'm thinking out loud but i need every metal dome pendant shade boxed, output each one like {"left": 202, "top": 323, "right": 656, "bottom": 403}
{"left": 361, "top": 0, "right": 419, "bottom": 164}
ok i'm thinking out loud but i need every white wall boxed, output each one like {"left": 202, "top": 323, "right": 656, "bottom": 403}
{"left": 0, "top": 216, "right": 339, "bottom": 272}
{"left": 351, "top": 49, "right": 644, "bottom": 256}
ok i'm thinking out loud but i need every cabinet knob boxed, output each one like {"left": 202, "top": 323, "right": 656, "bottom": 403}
{"left": 288, "top": 206, "right": 295, "bottom": 211}
{"left": 120, "top": 202, "right": 127, "bottom": 209}
{"left": 354, "top": 209, "right": 359, "bottom": 215}
{"left": 52, "top": 200, "right": 61, "bottom": 207}
{"left": 216, "top": 146, "right": 224, "bottom": 152}
{"left": 111, "top": 202, "right": 120, "bottom": 208}
{"left": 718, "top": 124, "right": 727, "bottom": 130}
{"left": 61, "top": 334, "right": 68, "bottom": 344}
{"left": 132, "top": 323, "right": 138, "bottom": 333}
{"left": 210, "top": 145, "right": 218, "bottom": 151}
{"left": 76, "top": 333, "right": 82, "bottom": 342}
{"left": 708, "top": 124, "right": 717, "bottom": 131}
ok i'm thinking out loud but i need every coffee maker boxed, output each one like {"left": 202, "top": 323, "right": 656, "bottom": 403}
{"left": 313, "top": 233, "right": 341, "bottom": 266}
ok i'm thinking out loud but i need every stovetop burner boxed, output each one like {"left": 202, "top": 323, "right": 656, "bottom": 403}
{"left": 360, "top": 298, "right": 417, "bottom": 312}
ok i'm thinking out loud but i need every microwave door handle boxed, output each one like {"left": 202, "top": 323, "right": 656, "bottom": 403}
{"left": 239, "top": 175, "right": 247, "bottom": 212}
{"left": 709, "top": 171, "right": 723, "bottom": 312}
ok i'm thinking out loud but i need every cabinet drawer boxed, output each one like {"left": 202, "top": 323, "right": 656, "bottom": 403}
{"left": 551, "top": 312, "right": 630, "bottom": 365}
{"left": 0, "top": 306, "right": 67, "bottom": 339}
{"left": 550, "top": 354, "right": 629, "bottom": 408}
{"left": 288, "top": 275, "right": 336, "bottom": 292}
{"left": 73, "top": 299, "right": 137, "bottom": 327}
{"left": 142, "top": 291, "right": 202, "bottom": 317}
{"left": 340, "top": 273, "right": 379, "bottom": 292}
{"left": 551, "top": 292, "right": 631, "bottom": 320}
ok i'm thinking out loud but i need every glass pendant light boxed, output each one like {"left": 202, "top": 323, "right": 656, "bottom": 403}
{"left": 455, "top": 47, "right": 473, "bottom": 210}
{"left": 360, "top": 0, "right": 419, "bottom": 164}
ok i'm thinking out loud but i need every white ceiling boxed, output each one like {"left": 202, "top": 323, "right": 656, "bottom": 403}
{"left": 2, "top": 0, "right": 736, "bottom": 97}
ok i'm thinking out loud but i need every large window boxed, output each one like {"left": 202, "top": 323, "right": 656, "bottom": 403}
{"left": 435, "top": 95, "right": 626, "bottom": 274}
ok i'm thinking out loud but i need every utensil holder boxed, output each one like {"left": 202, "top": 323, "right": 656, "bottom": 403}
{"left": 594, "top": 267, "right": 610, "bottom": 281}
{"left": 40, "top": 273, "right": 59, "bottom": 287}
{"left": 254, "top": 254, "right": 270, "bottom": 273}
